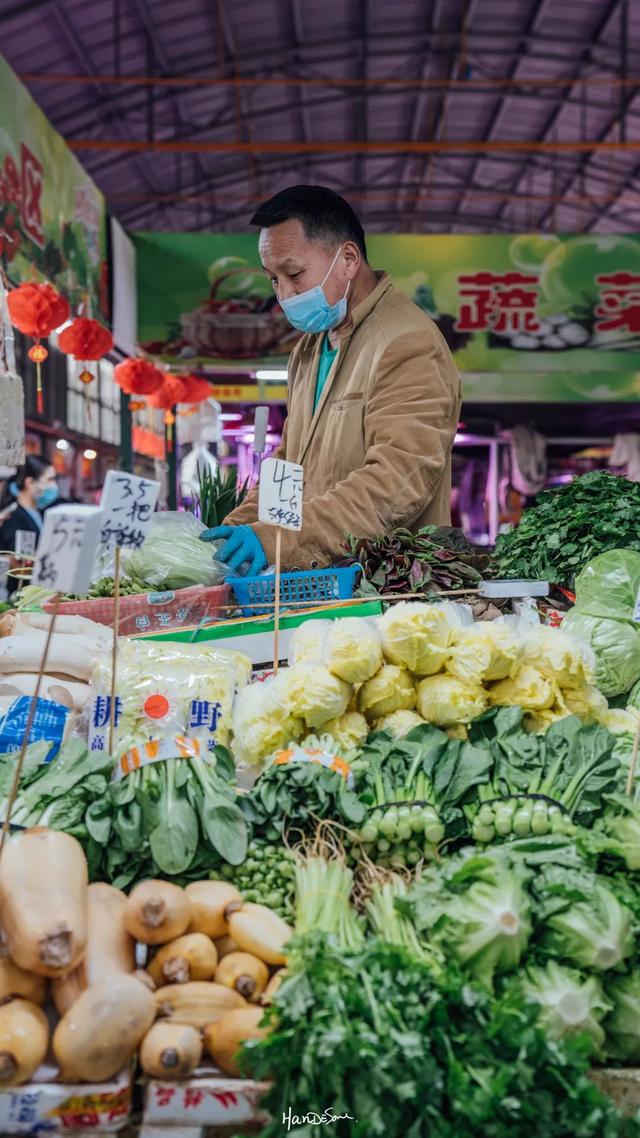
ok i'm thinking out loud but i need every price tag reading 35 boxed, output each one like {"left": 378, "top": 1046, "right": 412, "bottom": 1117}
{"left": 99, "top": 470, "right": 161, "bottom": 549}
{"left": 31, "top": 505, "right": 105, "bottom": 596}
{"left": 258, "top": 458, "right": 304, "bottom": 532}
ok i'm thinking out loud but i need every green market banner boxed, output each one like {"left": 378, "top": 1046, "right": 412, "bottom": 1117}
{"left": 134, "top": 231, "right": 640, "bottom": 402}
{"left": 0, "top": 54, "right": 108, "bottom": 320}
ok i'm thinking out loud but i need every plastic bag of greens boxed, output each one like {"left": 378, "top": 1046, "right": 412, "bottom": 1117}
{"left": 123, "top": 511, "right": 227, "bottom": 590}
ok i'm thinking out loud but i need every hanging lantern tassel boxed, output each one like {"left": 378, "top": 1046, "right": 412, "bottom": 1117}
{"left": 165, "top": 409, "right": 175, "bottom": 454}
{"left": 78, "top": 364, "right": 95, "bottom": 423}
{"left": 28, "top": 342, "right": 49, "bottom": 414}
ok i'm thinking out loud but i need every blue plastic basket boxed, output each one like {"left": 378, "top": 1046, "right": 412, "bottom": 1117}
{"left": 227, "top": 564, "right": 361, "bottom": 617}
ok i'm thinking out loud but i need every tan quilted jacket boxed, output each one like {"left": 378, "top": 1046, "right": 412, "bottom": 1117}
{"left": 226, "top": 271, "right": 461, "bottom": 569}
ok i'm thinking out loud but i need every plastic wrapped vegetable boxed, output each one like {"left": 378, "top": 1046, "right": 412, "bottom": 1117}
{"left": 416, "top": 674, "right": 487, "bottom": 727}
{"left": 91, "top": 640, "right": 251, "bottom": 754}
{"left": 522, "top": 625, "right": 596, "bottom": 688}
{"left": 488, "top": 666, "right": 555, "bottom": 712}
{"left": 271, "top": 665, "right": 352, "bottom": 730}
{"left": 541, "top": 880, "right": 633, "bottom": 972}
{"left": 123, "top": 511, "right": 227, "bottom": 590}
{"left": 559, "top": 684, "right": 608, "bottom": 724}
{"left": 287, "top": 621, "right": 330, "bottom": 667}
{"left": 446, "top": 622, "right": 522, "bottom": 686}
{"left": 357, "top": 665, "right": 416, "bottom": 722}
{"left": 377, "top": 602, "right": 462, "bottom": 676}
{"left": 321, "top": 618, "right": 383, "bottom": 685}
{"left": 374, "top": 710, "right": 427, "bottom": 738}
{"left": 320, "top": 711, "right": 369, "bottom": 751}
{"left": 232, "top": 681, "right": 304, "bottom": 769}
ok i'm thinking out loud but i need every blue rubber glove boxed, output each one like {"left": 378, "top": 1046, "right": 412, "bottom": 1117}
{"left": 200, "top": 524, "right": 267, "bottom": 576}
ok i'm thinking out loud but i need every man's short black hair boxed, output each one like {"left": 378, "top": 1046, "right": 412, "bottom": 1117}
{"left": 251, "top": 185, "right": 367, "bottom": 260}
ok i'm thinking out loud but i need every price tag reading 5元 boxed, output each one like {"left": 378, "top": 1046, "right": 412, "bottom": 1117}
{"left": 99, "top": 470, "right": 161, "bottom": 550}
{"left": 258, "top": 458, "right": 303, "bottom": 532}
{"left": 32, "top": 505, "right": 105, "bottom": 596}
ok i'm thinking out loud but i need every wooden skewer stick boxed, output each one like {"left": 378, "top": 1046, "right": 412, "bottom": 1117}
{"left": 273, "top": 528, "right": 282, "bottom": 674}
{"left": 0, "top": 594, "right": 61, "bottom": 856}
{"left": 108, "top": 545, "right": 122, "bottom": 755}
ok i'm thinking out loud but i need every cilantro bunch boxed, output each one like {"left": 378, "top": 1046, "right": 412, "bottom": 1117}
{"left": 243, "top": 936, "right": 638, "bottom": 1138}
{"left": 494, "top": 472, "right": 640, "bottom": 587}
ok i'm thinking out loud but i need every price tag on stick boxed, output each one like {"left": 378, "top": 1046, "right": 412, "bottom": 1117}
{"left": 2, "top": 506, "right": 105, "bottom": 853}
{"left": 99, "top": 471, "right": 161, "bottom": 551}
{"left": 99, "top": 471, "right": 160, "bottom": 753}
{"left": 258, "top": 458, "right": 304, "bottom": 672}
{"left": 32, "top": 505, "right": 105, "bottom": 597}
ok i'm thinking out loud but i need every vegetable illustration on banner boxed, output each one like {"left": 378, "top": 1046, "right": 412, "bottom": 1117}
{"left": 99, "top": 470, "right": 161, "bottom": 550}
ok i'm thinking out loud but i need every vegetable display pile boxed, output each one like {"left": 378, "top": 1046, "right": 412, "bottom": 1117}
{"left": 345, "top": 525, "right": 491, "bottom": 597}
{"left": 6, "top": 592, "right": 640, "bottom": 1133}
{"left": 243, "top": 936, "right": 638, "bottom": 1138}
{"left": 494, "top": 471, "right": 640, "bottom": 587}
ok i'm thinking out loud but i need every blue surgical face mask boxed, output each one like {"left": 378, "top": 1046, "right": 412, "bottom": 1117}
{"left": 36, "top": 486, "right": 58, "bottom": 510}
{"left": 279, "top": 246, "right": 351, "bottom": 333}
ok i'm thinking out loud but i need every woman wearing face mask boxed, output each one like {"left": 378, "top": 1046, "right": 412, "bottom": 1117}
{"left": 201, "top": 184, "right": 461, "bottom": 575}
{"left": 0, "top": 456, "right": 58, "bottom": 593}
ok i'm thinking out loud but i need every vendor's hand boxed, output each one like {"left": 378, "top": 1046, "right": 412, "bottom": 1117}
{"left": 200, "top": 524, "right": 267, "bottom": 576}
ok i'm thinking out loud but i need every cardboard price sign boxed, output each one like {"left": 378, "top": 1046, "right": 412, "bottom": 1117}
{"left": 31, "top": 505, "right": 105, "bottom": 596}
{"left": 258, "top": 458, "right": 303, "bottom": 532}
{"left": 99, "top": 470, "right": 161, "bottom": 549}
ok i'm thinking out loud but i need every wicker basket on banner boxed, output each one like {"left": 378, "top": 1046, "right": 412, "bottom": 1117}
{"left": 179, "top": 268, "right": 296, "bottom": 358}
{"left": 43, "top": 583, "right": 229, "bottom": 637}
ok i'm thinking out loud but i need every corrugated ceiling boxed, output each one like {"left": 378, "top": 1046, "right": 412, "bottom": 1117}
{"left": 1, "top": 0, "right": 638, "bottom": 234}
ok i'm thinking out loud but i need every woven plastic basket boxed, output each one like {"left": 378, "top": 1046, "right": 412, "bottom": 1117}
{"left": 227, "top": 565, "right": 360, "bottom": 617}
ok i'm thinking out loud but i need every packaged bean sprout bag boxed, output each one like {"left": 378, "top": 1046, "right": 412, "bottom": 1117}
{"left": 89, "top": 639, "right": 251, "bottom": 757}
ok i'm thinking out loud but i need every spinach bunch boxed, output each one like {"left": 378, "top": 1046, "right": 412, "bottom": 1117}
{"left": 243, "top": 936, "right": 638, "bottom": 1138}
{"left": 84, "top": 746, "right": 247, "bottom": 889}
{"left": 240, "top": 761, "right": 366, "bottom": 842}
{"left": 494, "top": 471, "right": 640, "bottom": 587}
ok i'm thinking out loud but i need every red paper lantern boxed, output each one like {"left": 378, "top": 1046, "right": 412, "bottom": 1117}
{"left": 7, "top": 282, "right": 69, "bottom": 338}
{"left": 58, "top": 317, "right": 113, "bottom": 361}
{"left": 114, "top": 358, "right": 164, "bottom": 396}
{"left": 7, "top": 282, "right": 69, "bottom": 413}
{"left": 147, "top": 374, "right": 189, "bottom": 409}
{"left": 180, "top": 375, "right": 212, "bottom": 404}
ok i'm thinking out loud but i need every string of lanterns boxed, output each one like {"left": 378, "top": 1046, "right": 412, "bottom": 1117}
{"left": 6, "top": 278, "right": 213, "bottom": 449}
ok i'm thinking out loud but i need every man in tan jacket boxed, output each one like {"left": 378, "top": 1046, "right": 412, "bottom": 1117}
{"left": 202, "top": 185, "right": 461, "bottom": 572}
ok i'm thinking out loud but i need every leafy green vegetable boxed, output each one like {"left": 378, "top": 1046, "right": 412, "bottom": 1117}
{"left": 533, "top": 867, "right": 634, "bottom": 972}
{"left": 465, "top": 708, "right": 620, "bottom": 840}
{"left": 240, "top": 758, "right": 365, "bottom": 842}
{"left": 0, "top": 739, "right": 113, "bottom": 835}
{"left": 84, "top": 746, "right": 248, "bottom": 888}
{"left": 242, "top": 936, "right": 638, "bottom": 1138}
{"left": 563, "top": 604, "right": 640, "bottom": 698}
{"left": 345, "top": 525, "right": 490, "bottom": 597}
{"left": 351, "top": 725, "right": 492, "bottom": 864}
{"left": 513, "top": 960, "right": 610, "bottom": 1054}
{"left": 494, "top": 472, "right": 640, "bottom": 587}
{"left": 400, "top": 845, "right": 532, "bottom": 987}
{"left": 193, "top": 464, "right": 250, "bottom": 531}
{"left": 605, "top": 971, "right": 640, "bottom": 1062}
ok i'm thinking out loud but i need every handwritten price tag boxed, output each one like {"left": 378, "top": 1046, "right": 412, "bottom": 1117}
{"left": 258, "top": 458, "right": 303, "bottom": 532}
{"left": 32, "top": 505, "right": 105, "bottom": 596}
{"left": 99, "top": 470, "right": 161, "bottom": 549}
